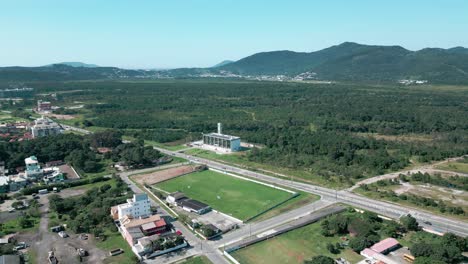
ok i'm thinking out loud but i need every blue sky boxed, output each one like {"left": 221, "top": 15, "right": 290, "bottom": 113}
{"left": 1, "top": 0, "right": 467, "bottom": 68}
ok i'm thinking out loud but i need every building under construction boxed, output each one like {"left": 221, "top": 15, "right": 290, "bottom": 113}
{"left": 202, "top": 123, "right": 241, "bottom": 152}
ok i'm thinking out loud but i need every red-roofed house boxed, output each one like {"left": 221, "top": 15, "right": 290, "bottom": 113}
{"left": 370, "top": 238, "right": 400, "bottom": 254}
{"left": 140, "top": 218, "right": 167, "bottom": 236}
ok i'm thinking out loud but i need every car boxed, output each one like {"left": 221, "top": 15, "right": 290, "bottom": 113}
{"left": 8, "top": 208, "right": 15, "bottom": 213}
{"left": 13, "top": 242, "right": 28, "bottom": 251}
{"left": 423, "top": 221, "right": 432, "bottom": 225}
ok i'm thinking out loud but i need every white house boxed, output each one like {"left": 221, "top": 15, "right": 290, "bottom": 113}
{"left": 115, "top": 193, "right": 151, "bottom": 220}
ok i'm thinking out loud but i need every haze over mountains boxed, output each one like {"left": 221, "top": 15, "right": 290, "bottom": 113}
{"left": 1, "top": 42, "right": 468, "bottom": 84}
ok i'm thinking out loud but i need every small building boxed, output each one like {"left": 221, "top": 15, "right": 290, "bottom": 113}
{"left": 120, "top": 214, "right": 166, "bottom": 246}
{"left": 0, "top": 255, "right": 20, "bottom": 264}
{"left": 0, "top": 176, "right": 9, "bottom": 193}
{"left": 202, "top": 123, "right": 241, "bottom": 152}
{"left": 31, "top": 116, "right": 62, "bottom": 138}
{"left": 8, "top": 174, "right": 28, "bottom": 191}
{"left": 166, "top": 192, "right": 187, "bottom": 205}
{"left": 203, "top": 224, "right": 221, "bottom": 238}
{"left": 370, "top": 238, "right": 400, "bottom": 254}
{"left": 179, "top": 199, "right": 211, "bottom": 215}
{"left": 42, "top": 167, "right": 65, "bottom": 183}
{"left": 140, "top": 218, "right": 167, "bottom": 236}
{"left": 114, "top": 162, "right": 128, "bottom": 172}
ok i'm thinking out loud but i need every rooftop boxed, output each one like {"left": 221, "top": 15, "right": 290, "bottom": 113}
{"left": 0, "top": 176, "right": 8, "bottom": 186}
{"left": 141, "top": 218, "right": 166, "bottom": 231}
{"left": 370, "top": 238, "right": 400, "bottom": 253}
{"left": 169, "top": 191, "right": 186, "bottom": 200}
{"left": 203, "top": 133, "right": 240, "bottom": 140}
{"left": 122, "top": 214, "right": 162, "bottom": 229}
{"left": 180, "top": 199, "right": 210, "bottom": 211}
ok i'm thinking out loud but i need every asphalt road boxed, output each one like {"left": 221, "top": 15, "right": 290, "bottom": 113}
{"left": 157, "top": 147, "right": 468, "bottom": 237}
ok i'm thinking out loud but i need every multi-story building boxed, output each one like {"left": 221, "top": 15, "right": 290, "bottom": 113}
{"left": 25, "top": 156, "right": 43, "bottom": 179}
{"left": 31, "top": 116, "right": 62, "bottom": 138}
{"left": 202, "top": 123, "right": 241, "bottom": 152}
{"left": 112, "top": 193, "right": 151, "bottom": 220}
{"left": 37, "top": 100, "right": 52, "bottom": 112}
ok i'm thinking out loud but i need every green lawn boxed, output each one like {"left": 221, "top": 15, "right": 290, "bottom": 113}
{"left": 68, "top": 178, "right": 117, "bottom": 191}
{"left": 122, "top": 135, "right": 188, "bottom": 151}
{"left": 436, "top": 161, "right": 468, "bottom": 174}
{"left": 253, "top": 190, "right": 319, "bottom": 222}
{"left": 231, "top": 219, "right": 363, "bottom": 264}
{"left": 96, "top": 229, "right": 136, "bottom": 264}
{"left": 155, "top": 170, "right": 294, "bottom": 220}
{"left": 178, "top": 255, "right": 213, "bottom": 264}
{"left": 0, "top": 216, "right": 40, "bottom": 235}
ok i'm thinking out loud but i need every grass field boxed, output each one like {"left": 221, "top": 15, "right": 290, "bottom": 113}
{"left": 231, "top": 219, "right": 363, "bottom": 264}
{"left": 97, "top": 229, "right": 136, "bottom": 264}
{"left": 436, "top": 161, "right": 468, "bottom": 174}
{"left": 155, "top": 169, "right": 294, "bottom": 220}
{"left": 178, "top": 255, "right": 213, "bottom": 264}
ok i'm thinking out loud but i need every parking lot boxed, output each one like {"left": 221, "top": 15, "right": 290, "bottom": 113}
{"left": 12, "top": 189, "right": 107, "bottom": 263}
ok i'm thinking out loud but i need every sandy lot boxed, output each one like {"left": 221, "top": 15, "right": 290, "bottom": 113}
{"left": 132, "top": 165, "right": 197, "bottom": 185}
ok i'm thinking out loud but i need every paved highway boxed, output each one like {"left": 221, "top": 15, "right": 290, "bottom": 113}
{"left": 157, "top": 147, "right": 468, "bottom": 237}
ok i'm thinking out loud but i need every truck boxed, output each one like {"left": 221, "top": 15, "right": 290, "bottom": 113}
{"left": 50, "top": 225, "right": 64, "bottom": 233}
{"left": 38, "top": 189, "right": 48, "bottom": 195}
{"left": 109, "top": 248, "right": 123, "bottom": 256}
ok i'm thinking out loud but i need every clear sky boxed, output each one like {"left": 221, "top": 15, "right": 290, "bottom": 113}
{"left": 1, "top": 0, "right": 467, "bottom": 69}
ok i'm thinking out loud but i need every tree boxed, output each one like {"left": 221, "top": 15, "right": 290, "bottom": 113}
{"left": 12, "top": 201, "right": 24, "bottom": 210}
{"left": 18, "top": 216, "right": 32, "bottom": 228}
{"left": 400, "top": 214, "right": 419, "bottom": 231}
{"left": 413, "top": 257, "right": 445, "bottom": 264}
{"left": 349, "top": 236, "right": 371, "bottom": 252}
{"left": 411, "top": 243, "right": 433, "bottom": 257}
{"left": 326, "top": 242, "right": 339, "bottom": 254}
{"left": 99, "top": 184, "right": 112, "bottom": 193}
{"left": 304, "top": 255, "right": 335, "bottom": 264}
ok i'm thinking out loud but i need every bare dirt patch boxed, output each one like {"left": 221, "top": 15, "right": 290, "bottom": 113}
{"left": 394, "top": 183, "right": 468, "bottom": 208}
{"left": 60, "top": 164, "right": 80, "bottom": 179}
{"left": 132, "top": 165, "right": 197, "bottom": 185}
{"left": 46, "top": 114, "right": 76, "bottom": 120}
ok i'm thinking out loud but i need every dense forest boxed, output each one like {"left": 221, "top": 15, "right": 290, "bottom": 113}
{"left": 0, "top": 131, "right": 161, "bottom": 174}
{"left": 6, "top": 80, "right": 468, "bottom": 183}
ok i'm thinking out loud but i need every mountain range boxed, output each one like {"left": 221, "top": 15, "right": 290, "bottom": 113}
{"left": 1, "top": 42, "right": 468, "bottom": 84}
{"left": 44, "top": 62, "right": 100, "bottom": 68}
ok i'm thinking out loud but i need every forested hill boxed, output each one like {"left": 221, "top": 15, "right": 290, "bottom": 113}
{"left": 218, "top": 42, "right": 468, "bottom": 84}
{"left": 0, "top": 64, "right": 154, "bottom": 81}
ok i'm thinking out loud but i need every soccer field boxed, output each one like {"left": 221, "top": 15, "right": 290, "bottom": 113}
{"left": 155, "top": 169, "right": 293, "bottom": 220}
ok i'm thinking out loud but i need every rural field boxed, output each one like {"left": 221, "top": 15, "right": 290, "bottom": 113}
{"left": 231, "top": 219, "right": 363, "bottom": 264}
{"left": 436, "top": 158, "right": 468, "bottom": 174}
{"left": 155, "top": 169, "right": 294, "bottom": 220}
